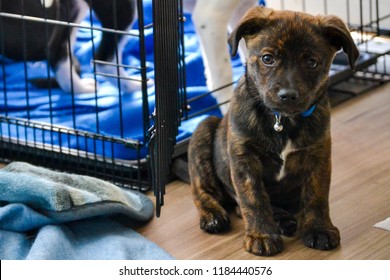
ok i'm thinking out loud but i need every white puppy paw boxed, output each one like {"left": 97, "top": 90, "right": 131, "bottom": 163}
{"left": 55, "top": 58, "right": 97, "bottom": 94}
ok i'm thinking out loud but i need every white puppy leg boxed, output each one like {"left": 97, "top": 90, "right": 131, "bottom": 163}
{"left": 192, "top": 0, "right": 244, "bottom": 115}
{"left": 52, "top": 1, "right": 96, "bottom": 94}
{"left": 228, "top": 0, "right": 258, "bottom": 63}
{"left": 55, "top": 57, "right": 96, "bottom": 93}
{"left": 40, "top": 0, "right": 54, "bottom": 8}
{"left": 192, "top": 0, "right": 241, "bottom": 114}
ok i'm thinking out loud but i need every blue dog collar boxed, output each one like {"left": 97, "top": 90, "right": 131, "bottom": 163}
{"left": 273, "top": 104, "right": 317, "bottom": 118}
{"left": 301, "top": 104, "right": 317, "bottom": 117}
{"left": 273, "top": 104, "right": 317, "bottom": 132}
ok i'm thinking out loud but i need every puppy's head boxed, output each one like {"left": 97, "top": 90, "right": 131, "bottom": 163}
{"left": 229, "top": 6, "right": 359, "bottom": 116}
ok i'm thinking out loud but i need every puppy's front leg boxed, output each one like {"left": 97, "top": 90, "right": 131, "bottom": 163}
{"left": 229, "top": 140, "right": 283, "bottom": 256}
{"left": 299, "top": 141, "right": 340, "bottom": 251}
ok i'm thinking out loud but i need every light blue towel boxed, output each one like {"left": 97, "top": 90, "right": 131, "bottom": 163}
{"left": 0, "top": 162, "right": 173, "bottom": 260}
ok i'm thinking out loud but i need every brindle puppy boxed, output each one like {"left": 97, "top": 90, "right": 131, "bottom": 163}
{"left": 188, "top": 6, "right": 359, "bottom": 256}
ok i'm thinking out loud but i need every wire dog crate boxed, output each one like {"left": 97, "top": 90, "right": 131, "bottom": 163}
{"left": 1, "top": 0, "right": 389, "bottom": 215}
{"left": 0, "top": 0, "right": 185, "bottom": 194}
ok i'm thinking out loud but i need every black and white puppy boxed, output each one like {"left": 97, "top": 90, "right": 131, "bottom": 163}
{"left": 0, "top": 0, "right": 136, "bottom": 93}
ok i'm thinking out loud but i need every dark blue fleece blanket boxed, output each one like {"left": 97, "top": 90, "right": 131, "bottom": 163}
{"left": 0, "top": 0, "right": 238, "bottom": 160}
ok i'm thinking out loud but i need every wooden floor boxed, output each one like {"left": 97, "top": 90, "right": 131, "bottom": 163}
{"left": 136, "top": 83, "right": 390, "bottom": 260}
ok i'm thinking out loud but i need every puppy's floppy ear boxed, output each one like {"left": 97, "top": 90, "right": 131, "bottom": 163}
{"left": 318, "top": 15, "right": 360, "bottom": 69}
{"left": 228, "top": 6, "right": 274, "bottom": 57}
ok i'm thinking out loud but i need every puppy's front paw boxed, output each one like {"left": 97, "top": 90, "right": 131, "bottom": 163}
{"left": 302, "top": 227, "right": 340, "bottom": 250}
{"left": 200, "top": 209, "right": 230, "bottom": 234}
{"left": 244, "top": 233, "right": 283, "bottom": 256}
{"left": 74, "top": 78, "right": 97, "bottom": 93}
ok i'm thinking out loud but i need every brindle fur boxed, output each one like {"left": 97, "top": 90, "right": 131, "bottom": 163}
{"left": 188, "top": 6, "right": 359, "bottom": 256}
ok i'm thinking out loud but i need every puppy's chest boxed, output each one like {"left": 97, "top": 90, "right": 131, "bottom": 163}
{"left": 274, "top": 139, "right": 298, "bottom": 181}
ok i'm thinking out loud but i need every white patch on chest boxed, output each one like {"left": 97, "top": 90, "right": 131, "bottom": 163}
{"left": 41, "top": 0, "right": 54, "bottom": 8}
{"left": 276, "top": 139, "right": 297, "bottom": 181}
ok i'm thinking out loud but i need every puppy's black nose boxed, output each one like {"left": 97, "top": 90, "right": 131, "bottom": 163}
{"left": 278, "top": 89, "right": 299, "bottom": 102}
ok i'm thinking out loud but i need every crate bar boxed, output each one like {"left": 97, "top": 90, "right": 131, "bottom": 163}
{"left": 0, "top": 11, "right": 139, "bottom": 37}
{"left": 151, "top": 0, "right": 181, "bottom": 216}
{"left": 136, "top": 0, "right": 151, "bottom": 142}
{"left": 178, "top": 0, "right": 188, "bottom": 120}
{"left": 0, "top": 115, "right": 148, "bottom": 189}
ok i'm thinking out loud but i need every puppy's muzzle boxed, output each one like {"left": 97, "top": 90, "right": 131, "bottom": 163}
{"left": 278, "top": 88, "right": 299, "bottom": 103}
{"left": 273, "top": 88, "right": 308, "bottom": 115}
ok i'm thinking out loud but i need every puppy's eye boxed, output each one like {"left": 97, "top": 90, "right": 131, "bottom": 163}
{"left": 307, "top": 58, "right": 318, "bottom": 69}
{"left": 261, "top": 54, "right": 275, "bottom": 65}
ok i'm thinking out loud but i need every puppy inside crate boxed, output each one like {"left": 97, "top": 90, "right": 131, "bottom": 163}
{"left": 0, "top": 0, "right": 140, "bottom": 94}
{"left": 0, "top": 0, "right": 256, "bottom": 102}
{"left": 188, "top": 6, "right": 359, "bottom": 256}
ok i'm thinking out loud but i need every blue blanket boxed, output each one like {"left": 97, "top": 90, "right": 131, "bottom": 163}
{"left": 0, "top": 0, "right": 231, "bottom": 160}
{"left": 0, "top": 162, "right": 173, "bottom": 260}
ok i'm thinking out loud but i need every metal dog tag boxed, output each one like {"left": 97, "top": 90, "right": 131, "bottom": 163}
{"left": 274, "top": 114, "right": 283, "bottom": 132}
